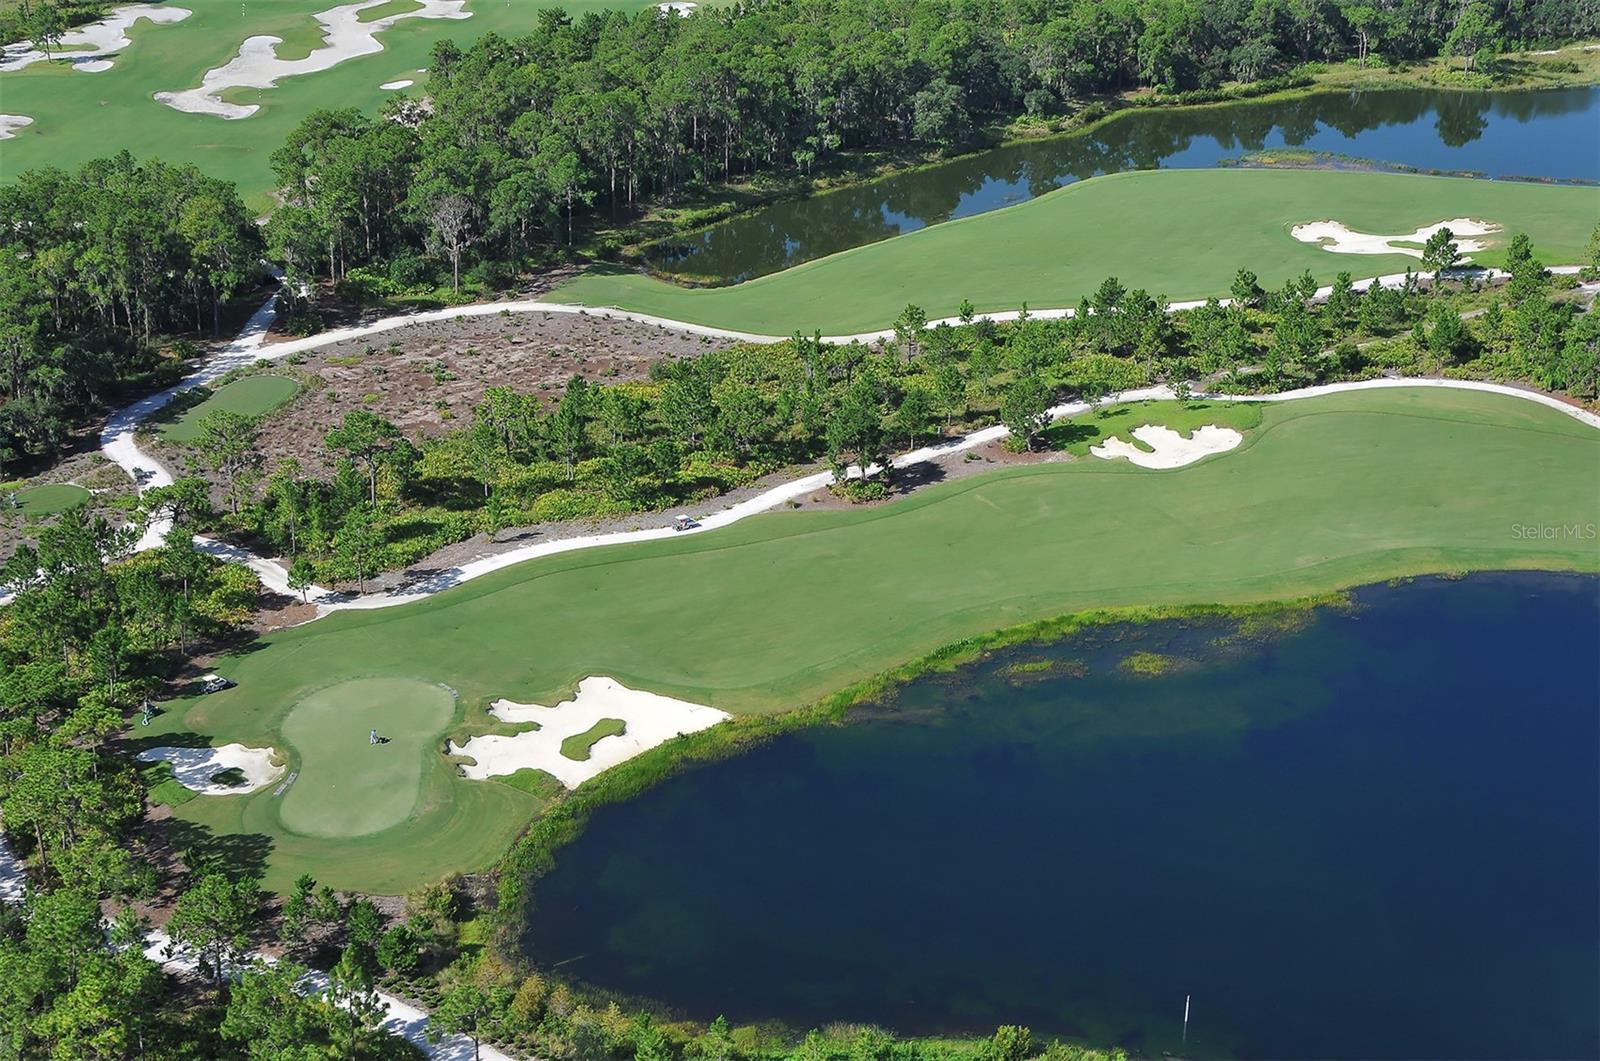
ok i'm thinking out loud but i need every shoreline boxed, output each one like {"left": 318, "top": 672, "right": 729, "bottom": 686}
{"left": 493, "top": 572, "right": 1598, "bottom": 1021}
{"left": 625, "top": 71, "right": 1600, "bottom": 285}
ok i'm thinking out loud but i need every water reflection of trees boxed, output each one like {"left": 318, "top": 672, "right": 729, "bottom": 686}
{"left": 654, "top": 88, "right": 1596, "bottom": 282}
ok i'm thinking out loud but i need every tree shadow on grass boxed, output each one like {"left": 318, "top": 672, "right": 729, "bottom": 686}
{"left": 163, "top": 819, "right": 273, "bottom": 882}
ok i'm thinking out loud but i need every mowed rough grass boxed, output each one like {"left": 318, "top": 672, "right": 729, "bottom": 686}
{"left": 161, "top": 376, "right": 300, "bottom": 442}
{"left": 12, "top": 483, "right": 91, "bottom": 514}
{"left": 0, "top": 0, "right": 663, "bottom": 209}
{"left": 561, "top": 719, "right": 626, "bottom": 761}
{"left": 150, "top": 388, "right": 1600, "bottom": 892}
{"left": 551, "top": 169, "right": 1600, "bottom": 334}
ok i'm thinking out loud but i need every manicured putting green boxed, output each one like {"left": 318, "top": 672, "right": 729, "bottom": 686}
{"left": 279, "top": 676, "right": 456, "bottom": 839}
{"left": 11, "top": 483, "right": 91, "bottom": 514}
{"left": 551, "top": 168, "right": 1599, "bottom": 334}
{"left": 152, "top": 388, "right": 1599, "bottom": 891}
{"left": 161, "top": 376, "right": 300, "bottom": 442}
{"left": 561, "top": 719, "right": 626, "bottom": 761}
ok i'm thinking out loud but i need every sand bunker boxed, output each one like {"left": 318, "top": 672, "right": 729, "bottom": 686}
{"left": 1091, "top": 424, "right": 1242, "bottom": 469}
{"left": 379, "top": 78, "right": 413, "bottom": 89}
{"left": 137, "top": 743, "right": 284, "bottom": 795}
{"left": 0, "top": 115, "right": 33, "bottom": 139}
{"left": 156, "top": 0, "right": 468, "bottom": 119}
{"left": 1, "top": 4, "right": 190, "bottom": 73}
{"left": 1290, "top": 218, "right": 1499, "bottom": 259}
{"left": 450, "top": 676, "right": 729, "bottom": 789}
{"left": 657, "top": 1, "right": 698, "bottom": 13}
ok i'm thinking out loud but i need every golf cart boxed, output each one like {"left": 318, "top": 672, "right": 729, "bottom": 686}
{"left": 672, "top": 513, "right": 698, "bottom": 532}
{"left": 199, "top": 673, "right": 235, "bottom": 694}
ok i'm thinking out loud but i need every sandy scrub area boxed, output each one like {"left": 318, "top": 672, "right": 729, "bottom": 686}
{"left": 1290, "top": 218, "right": 1499, "bottom": 259}
{"left": 136, "top": 743, "right": 285, "bottom": 795}
{"left": 229, "top": 308, "right": 731, "bottom": 480}
{"left": 155, "top": 0, "right": 469, "bottom": 120}
{"left": 1090, "top": 424, "right": 1244, "bottom": 468}
{"left": 0, "top": 114, "right": 33, "bottom": 138}
{"left": 146, "top": 929, "right": 512, "bottom": 1061}
{"left": 0, "top": 3, "right": 190, "bottom": 73}
{"left": 450, "top": 676, "right": 730, "bottom": 789}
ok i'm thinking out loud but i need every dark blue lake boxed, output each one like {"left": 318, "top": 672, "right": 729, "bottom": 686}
{"left": 652, "top": 87, "right": 1600, "bottom": 281}
{"left": 525, "top": 573, "right": 1600, "bottom": 1059}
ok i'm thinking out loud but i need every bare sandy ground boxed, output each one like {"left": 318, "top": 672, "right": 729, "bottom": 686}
{"left": 450, "top": 676, "right": 729, "bottom": 789}
{"left": 136, "top": 743, "right": 285, "bottom": 795}
{"left": 155, "top": 0, "right": 468, "bottom": 119}
{"left": 1291, "top": 218, "right": 1500, "bottom": 259}
{"left": 0, "top": 3, "right": 190, "bottom": 73}
{"left": 1090, "top": 424, "right": 1243, "bottom": 468}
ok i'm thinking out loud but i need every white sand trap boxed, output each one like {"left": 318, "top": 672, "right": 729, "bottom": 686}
{"left": 0, "top": 114, "right": 33, "bottom": 139}
{"left": 155, "top": 0, "right": 467, "bottom": 119}
{"left": 1, "top": 4, "right": 190, "bottom": 73}
{"left": 450, "top": 676, "right": 729, "bottom": 789}
{"left": 1290, "top": 218, "right": 1499, "bottom": 259}
{"left": 379, "top": 78, "right": 413, "bottom": 89}
{"left": 657, "top": 1, "right": 697, "bottom": 13}
{"left": 1091, "top": 424, "right": 1242, "bottom": 469}
{"left": 137, "top": 743, "right": 284, "bottom": 795}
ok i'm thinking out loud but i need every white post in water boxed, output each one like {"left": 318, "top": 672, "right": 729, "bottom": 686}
{"left": 1182, "top": 994, "right": 1191, "bottom": 1047}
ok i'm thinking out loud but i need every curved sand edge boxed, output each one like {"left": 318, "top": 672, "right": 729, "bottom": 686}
{"left": 450, "top": 676, "right": 730, "bottom": 789}
{"left": 155, "top": 0, "right": 467, "bottom": 119}
{"left": 136, "top": 742, "right": 285, "bottom": 795}
{"left": 0, "top": 3, "right": 190, "bottom": 74}
{"left": 1091, "top": 424, "right": 1244, "bottom": 468}
{"left": 1291, "top": 217, "right": 1500, "bottom": 259}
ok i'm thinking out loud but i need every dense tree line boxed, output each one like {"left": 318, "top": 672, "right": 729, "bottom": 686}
{"left": 0, "top": 152, "right": 265, "bottom": 472}
{"left": 263, "top": 0, "right": 1598, "bottom": 290}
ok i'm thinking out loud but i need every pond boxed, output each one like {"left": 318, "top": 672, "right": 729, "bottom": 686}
{"left": 650, "top": 87, "right": 1600, "bottom": 282}
{"left": 525, "top": 573, "right": 1600, "bottom": 1060}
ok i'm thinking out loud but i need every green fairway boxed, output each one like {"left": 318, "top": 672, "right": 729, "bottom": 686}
{"left": 145, "top": 388, "right": 1600, "bottom": 892}
{"left": 278, "top": 677, "right": 456, "bottom": 838}
{"left": 160, "top": 376, "right": 300, "bottom": 441}
{"left": 0, "top": 0, "right": 662, "bottom": 209}
{"left": 10, "top": 483, "right": 91, "bottom": 514}
{"left": 561, "top": 719, "right": 626, "bottom": 761}
{"left": 549, "top": 169, "right": 1600, "bottom": 334}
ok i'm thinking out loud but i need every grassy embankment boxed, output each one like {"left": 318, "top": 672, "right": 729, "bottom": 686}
{"left": 550, "top": 168, "right": 1600, "bottom": 335}
{"left": 137, "top": 387, "right": 1600, "bottom": 892}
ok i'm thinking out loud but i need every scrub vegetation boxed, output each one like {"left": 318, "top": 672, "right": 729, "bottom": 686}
{"left": 162, "top": 230, "right": 1600, "bottom": 591}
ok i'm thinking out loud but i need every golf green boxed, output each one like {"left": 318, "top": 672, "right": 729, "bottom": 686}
{"left": 161, "top": 376, "right": 300, "bottom": 442}
{"left": 279, "top": 676, "right": 456, "bottom": 838}
{"left": 550, "top": 168, "right": 1600, "bottom": 334}
{"left": 11, "top": 483, "right": 91, "bottom": 514}
{"left": 145, "top": 388, "right": 1600, "bottom": 892}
